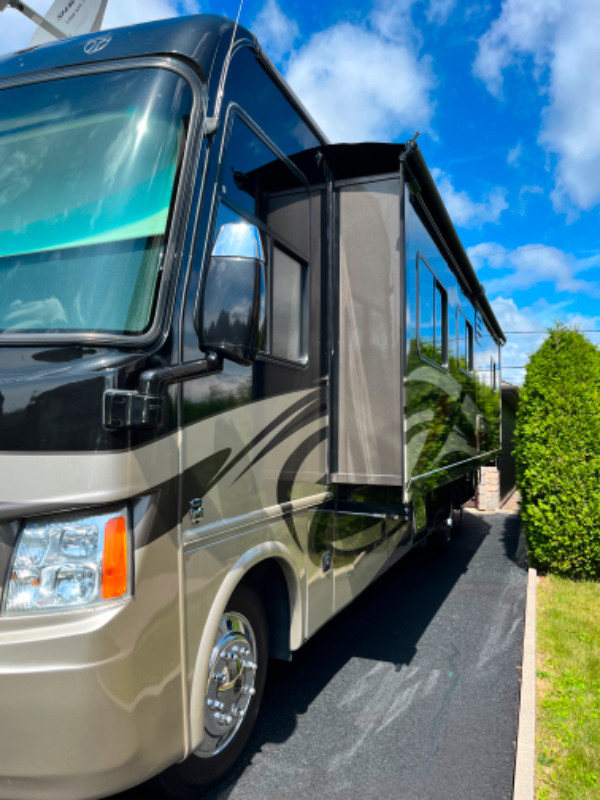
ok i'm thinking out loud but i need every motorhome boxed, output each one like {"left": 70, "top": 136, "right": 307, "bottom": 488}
{"left": 0, "top": 14, "right": 505, "bottom": 799}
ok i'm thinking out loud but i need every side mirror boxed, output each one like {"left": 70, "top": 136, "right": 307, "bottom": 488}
{"left": 199, "top": 221, "right": 266, "bottom": 365}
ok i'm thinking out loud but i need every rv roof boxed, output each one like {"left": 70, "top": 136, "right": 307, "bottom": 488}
{"left": 288, "top": 141, "right": 505, "bottom": 346}
{"left": 0, "top": 14, "right": 240, "bottom": 81}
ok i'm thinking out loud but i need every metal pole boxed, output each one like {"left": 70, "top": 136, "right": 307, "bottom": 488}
{"left": 0, "top": 0, "right": 67, "bottom": 40}
{"left": 90, "top": 0, "right": 107, "bottom": 32}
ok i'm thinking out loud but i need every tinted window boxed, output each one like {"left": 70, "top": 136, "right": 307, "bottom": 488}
{"left": 221, "top": 115, "right": 309, "bottom": 257}
{"left": 434, "top": 283, "right": 445, "bottom": 365}
{"left": 271, "top": 245, "right": 306, "bottom": 362}
{"left": 458, "top": 310, "right": 473, "bottom": 372}
{"left": 419, "top": 259, "right": 435, "bottom": 356}
{"left": 418, "top": 255, "right": 447, "bottom": 366}
{"left": 0, "top": 68, "right": 192, "bottom": 336}
{"left": 224, "top": 47, "right": 320, "bottom": 160}
{"left": 210, "top": 201, "right": 307, "bottom": 365}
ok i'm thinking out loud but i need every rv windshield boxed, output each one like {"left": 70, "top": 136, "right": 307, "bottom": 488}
{"left": 0, "top": 67, "right": 193, "bottom": 337}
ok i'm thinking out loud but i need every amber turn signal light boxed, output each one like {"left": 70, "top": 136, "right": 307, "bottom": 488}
{"left": 102, "top": 516, "right": 128, "bottom": 599}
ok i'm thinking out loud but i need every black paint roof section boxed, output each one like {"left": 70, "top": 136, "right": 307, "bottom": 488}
{"left": 404, "top": 142, "right": 506, "bottom": 347}
{"left": 321, "top": 141, "right": 505, "bottom": 346}
{"left": 0, "top": 13, "right": 243, "bottom": 84}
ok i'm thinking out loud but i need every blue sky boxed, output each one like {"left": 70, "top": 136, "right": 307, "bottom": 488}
{"left": 1, "top": 0, "right": 599, "bottom": 383}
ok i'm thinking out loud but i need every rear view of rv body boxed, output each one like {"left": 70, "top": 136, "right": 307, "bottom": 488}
{"left": 0, "top": 15, "right": 504, "bottom": 799}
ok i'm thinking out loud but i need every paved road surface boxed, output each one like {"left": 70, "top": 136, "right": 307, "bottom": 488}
{"left": 115, "top": 510, "right": 527, "bottom": 800}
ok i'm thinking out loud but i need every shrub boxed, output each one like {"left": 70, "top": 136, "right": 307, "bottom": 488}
{"left": 515, "top": 325, "right": 600, "bottom": 578}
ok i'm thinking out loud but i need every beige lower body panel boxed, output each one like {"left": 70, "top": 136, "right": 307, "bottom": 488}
{"left": 0, "top": 531, "right": 185, "bottom": 800}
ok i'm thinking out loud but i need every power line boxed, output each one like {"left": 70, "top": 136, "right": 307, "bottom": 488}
{"left": 503, "top": 329, "right": 600, "bottom": 335}
{"left": 471, "top": 241, "right": 600, "bottom": 258}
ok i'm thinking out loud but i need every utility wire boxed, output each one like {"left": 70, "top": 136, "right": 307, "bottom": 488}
{"left": 471, "top": 242, "right": 600, "bottom": 257}
{"left": 503, "top": 329, "right": 600, "bottom": 335}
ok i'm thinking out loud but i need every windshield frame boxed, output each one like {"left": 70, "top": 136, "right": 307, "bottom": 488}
{"left": 0, "top": 56, "right": 206, "bottom": 346}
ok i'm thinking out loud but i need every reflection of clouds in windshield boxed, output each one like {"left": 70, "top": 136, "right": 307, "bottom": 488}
{"left": 3, "top": 297, "right": 68, "bottom": 330}
{"left": 0, "top": 101, "right": 74, "bottom": 213}
{"left": 0, "top": 144, "right": 44, "bottom": 213}
{"left": 74, "top": 289, "right": 85, "bottom": 327}
{"left": 103, "top": 115, "right": 140, "bottom": 193}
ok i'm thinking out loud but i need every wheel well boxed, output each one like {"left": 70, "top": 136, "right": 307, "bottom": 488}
{"left": 239, "top": 559, "right": 292, "bottom": 661}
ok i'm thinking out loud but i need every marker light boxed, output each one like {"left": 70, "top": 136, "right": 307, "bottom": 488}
{"left": 3, "top": 507, "right": 131, "bottom": 615}
{"left": 102, "top": 516, "right": 128, "bottom": 599}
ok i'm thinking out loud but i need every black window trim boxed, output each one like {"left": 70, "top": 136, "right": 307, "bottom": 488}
{"left": 199, "top": 103, "right": 313, "bottom": 369}
{"left": 216, "top": 104, "right": 311, "bottom": 258}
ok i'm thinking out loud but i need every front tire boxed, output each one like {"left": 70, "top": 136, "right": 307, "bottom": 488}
{"left": 157, "top": 584, "right": 268, "bottom": 799}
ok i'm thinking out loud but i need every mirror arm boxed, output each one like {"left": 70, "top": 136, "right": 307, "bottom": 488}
{"left": 103, "top": 353, "right": 223, "bottom": 430}
{"left": 138, "top": 351, "right": 222, "bottom": 395}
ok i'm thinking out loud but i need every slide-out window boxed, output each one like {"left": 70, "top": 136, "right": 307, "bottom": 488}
{"left": 209, "top": 113, "right": 310, "bottom": 365}
{"left": 457, "top": 310, "right": 473, "bottom": 373}
{"left": 418, "top": 254, "right": 447, "bottom": 368}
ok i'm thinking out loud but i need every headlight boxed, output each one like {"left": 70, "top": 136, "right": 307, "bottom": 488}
{"left": 3, "top": 507, "right": 131, "bottom": 616}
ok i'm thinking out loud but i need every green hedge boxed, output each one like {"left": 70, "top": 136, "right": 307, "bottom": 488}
{"left": 515, "top": 325, "right": 600, "bottom": 578}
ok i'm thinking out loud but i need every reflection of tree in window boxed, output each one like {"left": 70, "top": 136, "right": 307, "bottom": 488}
{"left": 457, "top": 312, "right": 473, "bottom": 372}
{"left": 418, "top": 256, "right": 447, "bottom": 366}
{"left": 434, "top": 284, "right": 443, "bottom": 365}
{"left": 419, "top": 261, "right": 434, "bottom": 355}
{"left": 205, "top": 309, "right": 251, "bottom": 349}
{"left": 458, "top": 311, "right": 467, "bottom": 370}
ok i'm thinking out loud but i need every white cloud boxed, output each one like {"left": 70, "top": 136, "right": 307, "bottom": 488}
{"left": 103, "top": 0, "right": 181, "bottom": 30}
{"left": 284, "top": 7, "right": 435, "bottom": 143}
{"left": 252, "top": 0, "right": 299, "bottom": 64}
{"left": 369, "top": 0, "right": 416, "bottom": 43}
{"left": 473, "top": 0, "right": 561, "bottom": 98}
{"left": 492, "top": 295, "right": 600, "bottom": 384}
{"left": 515, "top": 184, "right": 544, "bottom": 215}
{"left": 491, "top": 296, "right": 547, "bottom": 384}
{"left": 519, "top": 185, "right": 543, "bottom": 197}
{"left": 507, "top": 142, "right": 522, "bottom": 167}
{"left": 179, "top": 0, "right": 201, "bottom": 14}
{"left": 431, "top": 168, "right": 508, "bottom": 228}
{"left": 468, "top": 241, "right": 507, "bottom": 268}
{"left": 468, "top": 242, "right": 600, "bottom": 298}
{"left": 474, "top": 0, "right": 600, "bottom": 213}
{"left": 426, "top": 0, "right": 457, "bottom": 25}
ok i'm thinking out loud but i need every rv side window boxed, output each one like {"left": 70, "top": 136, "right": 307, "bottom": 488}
{"left": 270, "top": 245, "right": 306, "bottom": 362}
{"left": 221, "top": 114, "right": 310, "bottom": 258}
{"left": 209, "top": 204, "right": 307, "bottom": 365}
{"left": 434, "top": 283, "right": 447, "bottom": 365}
{"left": 206, "top": 113, "right": 310, "bottom": 366}
{"left": 418, "top": 255, "right": 447, "bottom": 368}
{"left": 457, "top": 311, "right": 473, "bottom": 373}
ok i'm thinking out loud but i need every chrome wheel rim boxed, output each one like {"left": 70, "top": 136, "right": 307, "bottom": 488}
{"left": 196, "top": 611, "right": 258, "bottom": 758}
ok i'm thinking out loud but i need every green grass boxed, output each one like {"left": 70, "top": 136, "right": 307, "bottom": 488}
{"left": 536, "top": 576, "right": 600, "bottom": 799}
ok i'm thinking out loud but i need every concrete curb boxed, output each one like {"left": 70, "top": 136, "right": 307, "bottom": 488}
{"left": 513, "top": 567, "right": 537, "bottom": 800}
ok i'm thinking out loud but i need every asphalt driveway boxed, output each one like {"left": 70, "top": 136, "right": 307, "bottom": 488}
{"left": 117, "top": 509, "right": 527, "bottom": 800}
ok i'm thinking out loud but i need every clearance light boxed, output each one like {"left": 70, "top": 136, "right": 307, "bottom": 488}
{"left": 3, "top": 508, "right": 131, "bottom": 615}
{"left": 102, "top": 516, "right": 128, "bottom": 599}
